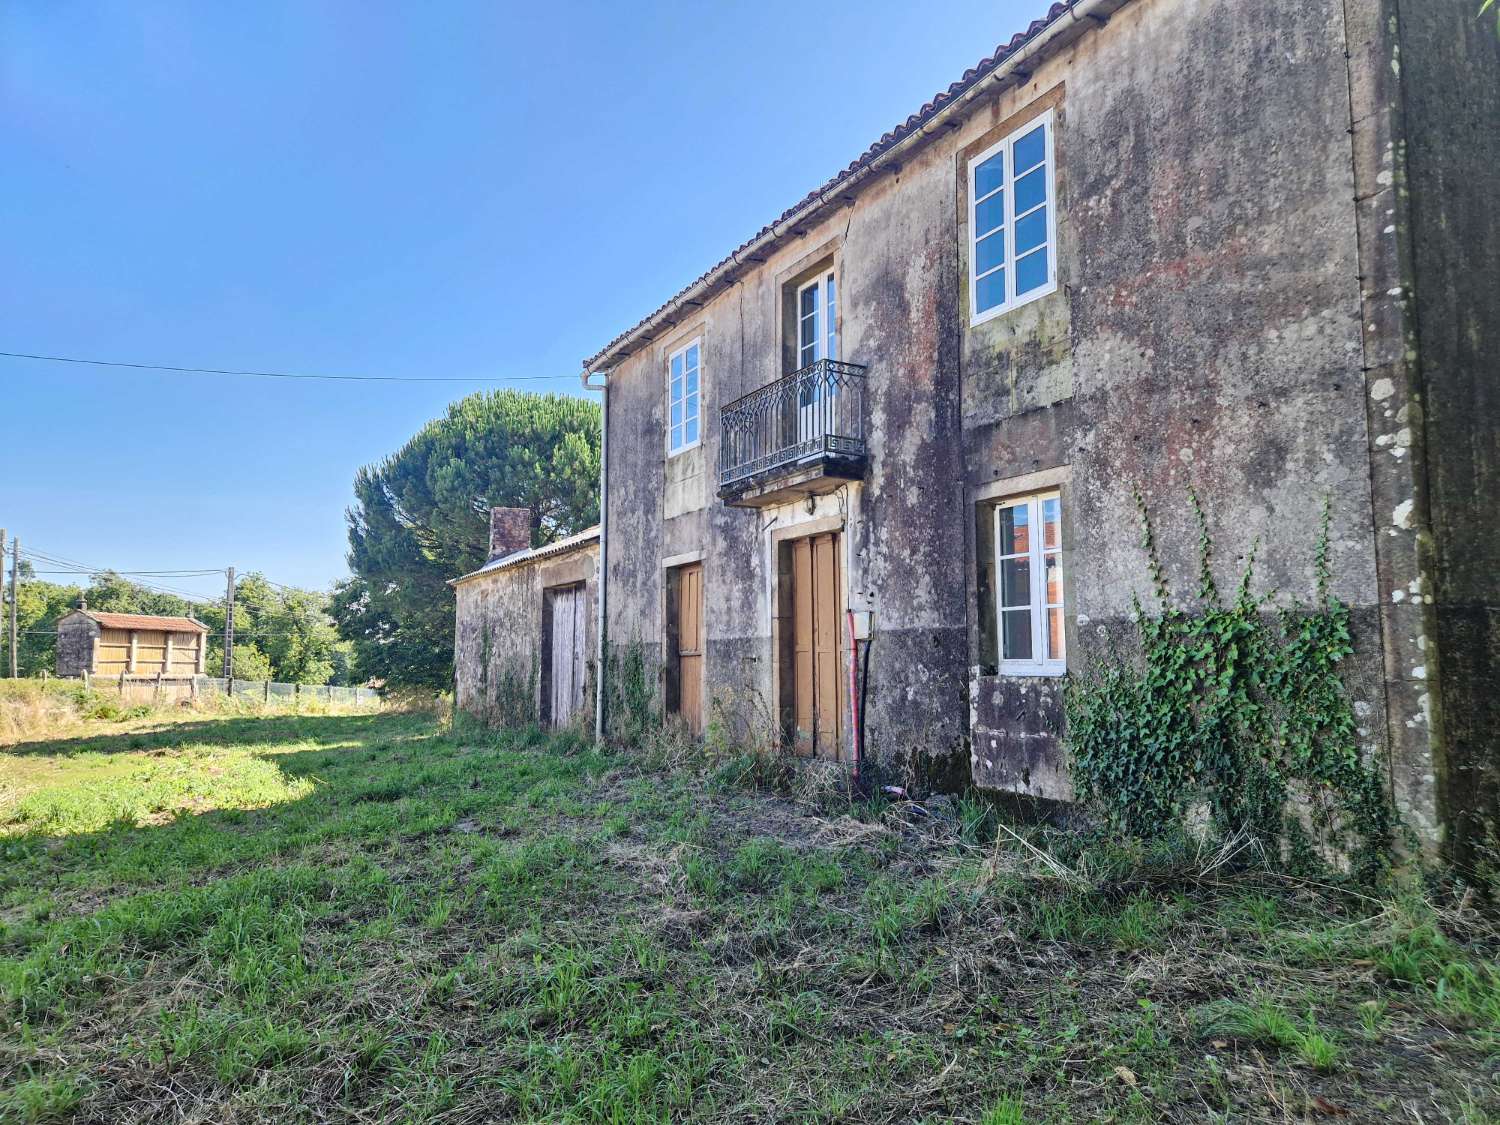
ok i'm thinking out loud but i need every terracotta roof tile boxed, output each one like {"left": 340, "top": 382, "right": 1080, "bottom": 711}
{"left": 78, "top": 611, "right": 208, "bottom": 633}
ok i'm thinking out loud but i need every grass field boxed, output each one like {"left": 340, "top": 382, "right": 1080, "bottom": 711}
{"left": 1, "top": 707, "right": 1497, "bottom": 1123}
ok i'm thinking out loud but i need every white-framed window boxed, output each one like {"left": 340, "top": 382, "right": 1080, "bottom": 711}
{"left": 667, "top": 338, "right": 702, "bottom": 455}
{"left": 968, "top": 109, "right": 1057, "bottom": 325}
{"left": 994, "top": 491, "right": 1065, "bottom": 675}
{"left": 796, "top": 271, "right": 837, "bottom": 369}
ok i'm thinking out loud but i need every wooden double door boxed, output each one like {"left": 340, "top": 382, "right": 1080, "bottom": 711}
{"left": 667, "top": 563, "right": 704, "bottom": 735}
{"left": 781, "top": 532, "right": 842, "bottom": 759}
{"left": 545, "top": 584, "right": 587, "bottom": 728}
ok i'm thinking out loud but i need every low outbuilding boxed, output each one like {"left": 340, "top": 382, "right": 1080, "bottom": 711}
{"left": 452, "top": 508, "right": 599, "bottom": 729}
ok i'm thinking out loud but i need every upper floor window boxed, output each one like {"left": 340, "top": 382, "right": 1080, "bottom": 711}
{"left": 796, "top": 271, "right": 838, "bottom": 369}
{"left": 969, "top": 110, "right": 1057, "bottom": 325}
{"left": 668, "top": 338, "right": 701, "bottom": 455}
{"left": 995, "top": 491, "right": 1065, "bottom": 675}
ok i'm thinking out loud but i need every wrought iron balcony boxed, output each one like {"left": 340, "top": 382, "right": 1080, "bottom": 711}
{"left": 718, "top": 359, "right": 867, "bottom": 505}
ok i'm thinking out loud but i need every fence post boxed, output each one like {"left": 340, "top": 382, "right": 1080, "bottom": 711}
{"left": 264, "top": 679, "right": 270, "bottom": 703}
{"left": 118, "top": 674, "right": 126, "bottom": 699}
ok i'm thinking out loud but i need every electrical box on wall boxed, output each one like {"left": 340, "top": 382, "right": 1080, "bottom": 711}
{"left": 851, "top": 611, "right": 874, "bottom": 641}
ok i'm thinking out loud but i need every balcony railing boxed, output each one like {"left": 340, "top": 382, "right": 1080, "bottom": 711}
{"left": 718, "top": 359, "right": 867, "bottom": 491}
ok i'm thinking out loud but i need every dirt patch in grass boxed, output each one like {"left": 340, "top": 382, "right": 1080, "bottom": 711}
{"left": 1, "top": 710, "right": 1496, "bottom": 1123}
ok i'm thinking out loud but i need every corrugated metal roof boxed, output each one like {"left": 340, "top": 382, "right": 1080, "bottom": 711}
{"left": 450, "top": 526, "right": 601, "bottom": 586}
{"left": 581, "top": 1, "right": 1079, "bottom": 372}
{"left": 73, "top": 611, "right": 208, "bottom": 633}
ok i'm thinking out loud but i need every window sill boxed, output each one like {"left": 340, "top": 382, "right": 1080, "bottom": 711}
{"left": 968, "top": 279, "right": 1059, "bottom": 329}
{"left": 997, "top": 663, "right": 1066, "bottom": 678}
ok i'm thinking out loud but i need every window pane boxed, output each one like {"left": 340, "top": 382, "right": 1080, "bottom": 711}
{"left": 671, "top": 424, "right": 682, "bottom": 450}
{"left": 1042, "top": 497, "right": 1060, "bottom": 549}
{"left": 1013, "top": 125, "right": 1045, "bottom": 175}
{"left": 686, "top": 343, "right": 699, "bottom": 370}
{"left": 975, "top": 151, "right": 1004, "bottom": 199}
{"left": 685, "top": 416, "right": 699, "bottom": 445}
{"left": 1001, "top": 557, "right": 1031, "bottom": 608}
{"left": 975, "top": 269, "right": 1006, "bottom": 313}
{"left": 800, "top": 285, "right": 817, "bottom": 318}
{"left": 686, "top": 368, "right": 698, "bottom": 396}
{"left": 671, "top": 401, "right": 682, "bottom": 427}
{"left": 671, "top": 353, "right": 683, "bottom": 379}
{"left": 975, "top": 229, "right": 1006, "bottom": 276}
{"left": 1047, "top": 608, "right": 1065, "bottom": 662}
{"left": 1014, "top": 166, "right": 1047, "bottom": 215}
{"left": 1002, "top": 609, "right": 1034, "bottom": 661}
{"left": 1016, "top": 247, "right": 1049, "bottom": 295}
{"left": 975, "top": 192, "right": 1005, "bottom": 238}
{"left": 998, "top": 503, "right": 1030, "bottom": 556}
{"left": 1015, "top": 207, "right": 1048, "bottom": 255}
{"left": 1044, "top": 553, "right": 1062, "bottom": 605}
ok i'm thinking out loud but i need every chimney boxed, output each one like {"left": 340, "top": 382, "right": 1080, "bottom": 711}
{"left": 488, "top": 507, "right": 531, "bottom": 561}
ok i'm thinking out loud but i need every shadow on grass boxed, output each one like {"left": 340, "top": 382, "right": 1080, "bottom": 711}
{"left": 2, "top": 710, "right": 415, "bottom": 761}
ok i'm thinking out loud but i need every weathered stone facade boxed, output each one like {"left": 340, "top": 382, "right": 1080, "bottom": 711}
{"left": 570, "top": 0, "right": 1496, "bottom": 860}
{"left": 453, "top": 528, "right": 599, "bottom": 728}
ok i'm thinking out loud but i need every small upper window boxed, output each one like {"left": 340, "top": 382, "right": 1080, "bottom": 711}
{"left": 994, "top": 491, "right": 1064, "bottom": 675}
{"left": 668, "top": 339, "right": 701, "bottom": 454}
{"left": 969, "top": 110, "right": 1057, "bottom": 325}
{"left": 796, "top": 271, "right": 838, "bottom": 369}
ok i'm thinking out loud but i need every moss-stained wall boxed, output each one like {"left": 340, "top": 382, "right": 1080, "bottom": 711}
{"left": 453, "top": 545, "right": 598, "bottom": 728}
{"left": 1391, "top": 0, "right": 1500, "bottom": 869}
{"left": 952, "top": 0, "right": 1392, "bottom": 804}
{"left": 588, "top": 0, "right": 1477, "bottom": 851}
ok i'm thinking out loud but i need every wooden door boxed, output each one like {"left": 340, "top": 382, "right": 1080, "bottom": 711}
{"left": 789, "top": 532, "right": 841, "bottom": 759}
{"left": 673, "top": 563, "right": 704, "bottom": 735}
{"left": 547, "top": 585, "right": 587, "bottom": 727}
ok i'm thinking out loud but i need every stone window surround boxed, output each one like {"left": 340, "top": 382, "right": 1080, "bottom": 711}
{"left": 974, "top": 464, "right": 1073, "bottom": 675}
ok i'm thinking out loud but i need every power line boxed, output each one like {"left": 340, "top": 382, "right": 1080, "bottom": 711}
{"left": 19, "top": 545, "right": 327, "bottom": 606}
{"left": 21, "top": 548, "right": 221, "bottom": 604}
{"left": 28, "top": 568, "right": 224, "bottom": 578}
{"left": 0, "top": 350, "right": 575, "bottom": 384}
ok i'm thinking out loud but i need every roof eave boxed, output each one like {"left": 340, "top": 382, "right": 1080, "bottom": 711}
{"left": 579, "top": 0, "right": 1111, "bottom": 376}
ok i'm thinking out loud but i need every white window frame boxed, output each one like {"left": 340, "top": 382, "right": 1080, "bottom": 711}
{"left": 666, "top": 337, "right": 702, "bottom": 456}
{"left": 968, "top": 108, "right": 1058, "bottom": 327}
{"left": 994, "top": 490, "right": 1065, "bottom": 676}
{"left": 795, "top": 271, "right": 838, "bottom": 369}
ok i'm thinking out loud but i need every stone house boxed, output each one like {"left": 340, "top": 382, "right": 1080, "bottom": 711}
{"left": 466, "top": 0, "right": 1491, "bottom": 861}
{"left": 453, "top": 507, "right": 600, "bottom": 729}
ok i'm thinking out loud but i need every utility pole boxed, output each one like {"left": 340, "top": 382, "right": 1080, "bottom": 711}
{"left": 223, "top": 566, "right": 235, "bottom": 687}
{"left": 8, "top": 536, "right": 18, "bottom": 679}
{"left": 0, "top": 529, "right": 6, "bottom": 678}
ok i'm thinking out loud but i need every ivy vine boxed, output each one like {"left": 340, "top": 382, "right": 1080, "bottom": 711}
{"left": 1065, "top": 492, "right": 1396, "bottom": 880}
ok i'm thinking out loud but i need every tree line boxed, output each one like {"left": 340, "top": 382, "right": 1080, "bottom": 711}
{"left": 9, "top": 567, "right": 353, "bottom": 686}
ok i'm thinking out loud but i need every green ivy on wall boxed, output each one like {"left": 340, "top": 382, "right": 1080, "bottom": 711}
{"left": 1065, "top": 492, "right": 1396, "bottom": 880}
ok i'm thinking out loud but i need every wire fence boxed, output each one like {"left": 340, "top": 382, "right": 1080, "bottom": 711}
{"left": 78, "top": 672, "right": 379, "bottom": 708}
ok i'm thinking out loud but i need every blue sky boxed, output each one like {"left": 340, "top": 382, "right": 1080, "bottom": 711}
{"left": 2, "top": 0, "right": 1041, "bottom": 601}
